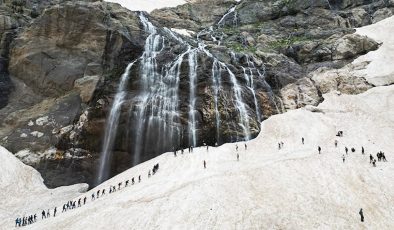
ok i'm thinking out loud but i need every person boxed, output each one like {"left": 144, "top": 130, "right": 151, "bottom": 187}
{"left": 125, "top": 180, "right": 129, "bottom": 187}
{"left": 97, "top": 190, "right": 100, "bottom": 198}
{"left": 207, "top": 145, "right": 209, "bottom": 151}
{"left": 281, "top": 142, "right": 284, "bottom": 148}
{"left": 278, "top": 143, "right": 281, "bottom": 150}
{"left": 362, "top": 146, "right": 365, "bottom": 154}
{"left": 345, "top": 147, "right": 348, "bottom": 154}
{"left": 91, "top": 193, "right": 95, "bottom": 201}
{"left": 46, "top": 209, "right": 50, "bottom": 218}
{"left": 342, "top": 154, "right": 345, "bottom": 163}
{"left": 382, "top": 152, "right": 387, "bottom": 162}
{"left": 302, "top": 137, "right": 304, "bottom": 144}
{"left": 351, "top": 147, "right": 355, "bottom": 153}
{"left": 369, "top": 154, "right": 373, "bottom": 164}
{"left": 188, "top": 146, "right": 191, "bottom": 153}
{"left": 148, "top": 170, "right": 151, "bottom": 178}
{"left": 138, "top": 175, "right": 141, "bottom": 183}
{"left": 335, "top": 140, "right": 338, "bottom": 147}
{"left": 83, "top": 197, "right": 87, "bottom": 205}
{"left": 41, "top": 210, "right": 46, "bottom": 219}
{"left": 118, "top": 182, "right": 122, "bottom": 190}
{"left": 191, "top": 146, "right": 193, "bottom": 152}
{"left": 181, "top": 149, "right": 184, "bottom": 154}
{"left": 318, "top": 146, "right": 321, "bottom": 154}
{"left": 237, "top": 153, "right": 239, "bottom": 161}
{"left": 54, "top": 207, "right": 57, "bottom": 217}
{"left": 62, "top": 204, "right": 67, "bottom": 212}
{"left": 15, "top": 218, "right": 20, "bottom": 227}
{"left": 372, "top": 159, "right": 376, "bottom": 167}
{"left": 132, "top": 177, "right": 135, "bottom": 185}
{"left": 34, "top": 214, "right": 37, "bottom": 222}
{"left": 245, "top": 143, "right": 247, "bottom": 150}
{"left": 204, "top": 160, "right": 206, "bottom": 169}
{"left": 359, "top": 208, "right": 364, "bottom": 222}
{"left": 236, "top": 144, "right": 238, "bottom": 151}
{"left": 102, "top": 189, "right": 106, "bottom": 195}
{"left": 174, "top": 150, "right": 177, "bottom": 157}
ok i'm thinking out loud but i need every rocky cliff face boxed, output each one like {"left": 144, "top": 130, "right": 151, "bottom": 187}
{"left": 0, "top": 0, "right": 392, "bottom": 188}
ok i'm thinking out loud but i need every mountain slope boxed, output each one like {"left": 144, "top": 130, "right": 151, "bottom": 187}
{"left": 3, "top": 84, "right": 393, "bottom": 229}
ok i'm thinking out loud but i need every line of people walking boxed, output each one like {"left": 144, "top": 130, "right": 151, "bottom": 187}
{"left": 15, "top": 163, "right": 160, "bottom": 227}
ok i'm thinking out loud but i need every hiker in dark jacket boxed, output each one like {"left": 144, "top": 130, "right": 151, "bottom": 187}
{"left": 359, "top": 208, "right": 364, "bottom": 222}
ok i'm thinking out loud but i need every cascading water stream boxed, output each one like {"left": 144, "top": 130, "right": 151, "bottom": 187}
{"left": 133, "top": 13, "right": 164, "bottom": 165}
{"left": 188, "top": 49, "right": 199, "bottom": 146}
{"left": 225, "top": 66, "right": 251, "bottom": 140}
{"left": 200, "top": 43, "right": 251, "bottom": 140}
{"left": 217, "top": 6, "right": 236, "bottom": 27}
{"left": 97, "top": 61, "right": 136, "bottom": 184}
{"left": 211, "top": 60, "right": 222, "bottom": 143}
{"left": 242, "top": 66, "right": 261, "bottom": 122}
{"left": 325, "top": 0, "right": 333, "bottom": 10}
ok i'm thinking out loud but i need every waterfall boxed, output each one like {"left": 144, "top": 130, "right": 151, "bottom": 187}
{"left": 133, "top": 13, "right": 164, "bottom": 165}
{"left": 217, "top": 6, "right": 236, "bottom": 26}
{"left": 211, "top": 60, "right": 222, "bottom": 144}
{"left": 200, "top": 43, "right": 251, "bottom": 140}
{"left": 242, "top": 67, "right": 261, "bottom": 122}
{"left": 188, "top": 49, "right": 198, "bottom": 147}
{"left": 97, "top": 61, "right": 135, "bottom": 184}
{"left": 325, "top": 0, "right": 332, "bottom": 10}
{"left": 96, "top": 6, "right": 273, "bottom": 184}
{"left": 225, "top": 66, "right": 251, "bottom": 140}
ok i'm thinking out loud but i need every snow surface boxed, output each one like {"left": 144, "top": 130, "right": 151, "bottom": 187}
{"left": 1, "top": 85, "right": 393, "bottom": 229}
{"left": 354, "top": 16, "right": 394, "bottom": 86}
{"left": 0, "top": 146, "right": 88, "bottom": 228}
{"left": 104, "top": 0, "right": 187, "bottom": 13}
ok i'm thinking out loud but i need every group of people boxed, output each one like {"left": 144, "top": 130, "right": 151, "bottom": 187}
{"left": 370, "top": 151, "right": 387, "bottom": 167}
{"left": 296, "top": 132, "right": 388, "bottom": 168}
{"left": 15, "top": 207, "right": 56, "bottom": 227}
{"left": 15, "top": 215, "right": 37, "bottom": 227}
{"left": 174, "top": 146, "right": 195, "bottom": 156}
{"left": 203, "top": 142, "right": 247, "bottom": 169}
{"left": 277, "top": 142, "right": 284, "bottom": 150}
{"left": 15, "top": 163, "right": 160, "bottom": 227}
{"left": 376, "top": 151, "right": 387, "bottom": 162}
